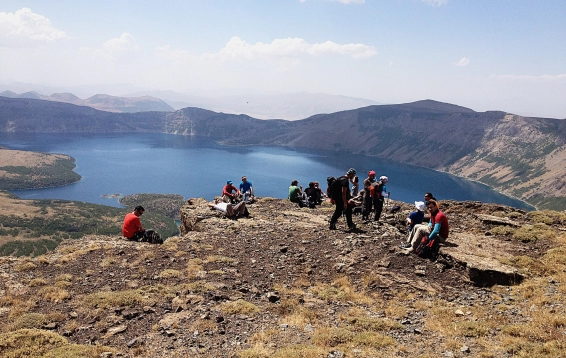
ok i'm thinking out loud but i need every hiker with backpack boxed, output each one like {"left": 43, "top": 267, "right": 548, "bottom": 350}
{"left": 361, "top": 170, "right": 377, "bottom": 222}
{"left": 399, "top": 199, "right": 449, "bottom": 253}
{"left": 122, "top": 205, "right": 163, "bottom": 244}
{"left": 328, "top": 168, "right": 357, "bottom": 230}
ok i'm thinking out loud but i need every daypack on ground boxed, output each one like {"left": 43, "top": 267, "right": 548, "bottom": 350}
{"left": 141, "top": 229, "right": 163, "bottom": 245}
{"left": 414, "top": 235, "right": 439, "bottom": 261}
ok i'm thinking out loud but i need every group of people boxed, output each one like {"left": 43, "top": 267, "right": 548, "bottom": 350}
{"left": 288, "top": 180, "right": 324, "bottom": 208}
{"left": 122, "top": 170, "right": 449, "bottom": 257}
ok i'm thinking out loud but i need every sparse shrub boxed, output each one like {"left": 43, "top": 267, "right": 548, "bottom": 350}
{"left": 159, "top": 269, "right": 182, "bottom": 279}
{"left": 0, "top": 329, "right": 68, "bottom": 357}
{"left": 38, "top": 286, "right": 69, "bottom": 302}
{"left": 351, "top": 331, "right": 396, "bottom": 348}
{"left": 208, "top": 270, "right": 225, "bottom": 275}
{"left": 83, "top": 290, "right": 145, "bottom": 308}
{"left": 9, "top": 313, "right": 47, "bottom": 331}
{"left": 204, "top": 255, "right": 235, "bottom": 263}
{"left": 528, "top": 211, "right": 554, "bottom": 225}
{"left": 55, "top": 274, "right": 73, "bottom": 283}
{"left": 28, "top": 278, "right": 47, "bottom": 287}
{"left": 15, "top": 261, "right": 37, "bottom": 272}
{"left": 489, "top": 226, "right": 516, "bottom": 236}
{"left": 221, "top": 299, "right": 260, "bottom": 315}
{"left": 185, "top": 280, "right": 214, "bottom": 293}
{"left": 344, "top": 315, "right": 404, "bottom": 332}
{"left": 311, "top": 327, "right": 354, "bottom": 347}
{"left": 270, "top": 344, "right": 327, "bottom": 358}
{"left": 513, "top": 223, "right": 556, "bottom": 243}
{"left": 455, "top": 321, "right": 490, "bottom": 337}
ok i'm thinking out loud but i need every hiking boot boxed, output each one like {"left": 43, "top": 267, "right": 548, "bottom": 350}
{"left": 348, "top": 223, "right": 356, "bottom": 230}
{"left": 398, "top": 242, "right": 411, "bottom": 249}
{"left": 329, "top": 223, "right": 337, "bottom": 230}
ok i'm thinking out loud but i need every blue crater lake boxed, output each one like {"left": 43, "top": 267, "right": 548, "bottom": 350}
{"left": 0, "top": 132, "right": 532, "bottom": 210}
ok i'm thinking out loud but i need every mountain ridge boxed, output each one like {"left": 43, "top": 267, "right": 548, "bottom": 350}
{"left": 0, "top": 96, "right": 564, "bottom": 210}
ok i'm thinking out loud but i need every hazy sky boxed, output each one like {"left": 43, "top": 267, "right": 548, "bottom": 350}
{"left": 1, "top": 0, "right": 564, "bottom": 118}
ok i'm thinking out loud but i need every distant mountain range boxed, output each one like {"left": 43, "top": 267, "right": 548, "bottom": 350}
{"left": 0, "top": 90, "right": 174, "bottom": 113}
{"left": 0, "top": 96, "right": 564, "bottom": 210}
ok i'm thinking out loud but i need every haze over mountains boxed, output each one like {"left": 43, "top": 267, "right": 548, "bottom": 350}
{"left": 0, "top": 83, "right": 379, "bottom": 120}
{"left": 0, "top": 96, "right": 564, "bottom": 210}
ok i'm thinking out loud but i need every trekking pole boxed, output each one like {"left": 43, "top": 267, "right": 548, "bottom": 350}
{"left": 387, "top": 191, "right": 391, "bottom": 206}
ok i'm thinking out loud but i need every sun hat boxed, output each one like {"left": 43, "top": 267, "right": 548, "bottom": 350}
{"left": 415, "top": 201, "right": 425, "bottom": 211}
{"left": 379, "top": 176, "right": 388, "bottom": 182}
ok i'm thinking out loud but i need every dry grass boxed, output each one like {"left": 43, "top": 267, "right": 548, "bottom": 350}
{"left": 38, "top": 286, "right": 70, "bottom": 302}
{"left": 309, "top": 276, "right": 373, "bottom": 305}
{"left": 221, "top": 299, "right": 260, "bottom": 315}
{"left": 159, "top": 269, "right": 182, "bottom": 279}
{"left": 28, "top": 278, "right": 47, "bottom": 287}
{"left": 204, "top": 255, "right": 236, "bottom": 263}
{"left": 14, "top": 261, "right": 37, "bottom": 272}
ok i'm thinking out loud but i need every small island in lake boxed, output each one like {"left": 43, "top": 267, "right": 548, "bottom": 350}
{"left": 101, "top": 193, "right": 122, "bottom": 199}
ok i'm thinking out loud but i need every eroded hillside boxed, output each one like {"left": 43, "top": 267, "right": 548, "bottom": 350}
{"left": 1, "top": 198, "right": 565, "bottom": 357}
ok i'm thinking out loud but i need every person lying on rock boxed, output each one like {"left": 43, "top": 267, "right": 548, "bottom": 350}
{"left": 399, "top": 199, "right": 449, "bottom": 252}
{"left": 122, "top": 205, "right": 163, "bottom": 244}
{"left": 208, "top": 199, "right": 250, "bottom": 219}
{"left": 222, "top": 180, "right": 240, "bottom": 203}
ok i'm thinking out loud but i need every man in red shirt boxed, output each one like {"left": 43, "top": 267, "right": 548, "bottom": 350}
{"left": 122, "top": 206, "right": 146, "bottom": 241}
{"left": 222, "top": 180, "right": 240, "bottom": 203}
{"left": 400, "top": 200, "right": 449, "bottom": 252}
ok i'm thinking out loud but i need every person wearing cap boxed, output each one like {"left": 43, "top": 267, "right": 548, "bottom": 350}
{"left": 239, "top": 176, "right": 254, "bottom": 203}
{"left": 362, "top": 170, "right": 377, "bottom": 221}
{"left": 329, "top": 168, "right": 357, "bottom": 230}
{"left": 222, "top": 180, "right": 240, "bottom": 203}
{"left": 406, "top": 201, "right": 425, "bottom": 233}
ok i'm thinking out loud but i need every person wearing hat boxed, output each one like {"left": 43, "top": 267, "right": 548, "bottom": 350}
{"left": 329, "top": 168, "right": 357, "bottom": 230}
{"left": 239, "top": 176, "right": 254, "bottom": 203}
{"left": 362, "top": 170, "right": 377, "bottom": 222}
{"left": 406, "top": 201, "right": 425, "bottom": 233}
{"left": 222, "top": 180, "right": 240, "bottom": 203}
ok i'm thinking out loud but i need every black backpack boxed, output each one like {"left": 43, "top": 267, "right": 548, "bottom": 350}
{"left": 329, "top": 176, "right": 348, "bottom": 200}
{"left": 141, "top": 230, "right": 163, "bottom": 245}
{"left": 415, "top": 235, "right": 439, "bottom": 261}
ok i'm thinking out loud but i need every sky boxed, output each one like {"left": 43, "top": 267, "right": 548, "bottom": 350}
{"left": 0, "top": 0, "right": 565, "bottom": 118}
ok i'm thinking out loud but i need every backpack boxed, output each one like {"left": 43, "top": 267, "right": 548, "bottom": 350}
{"left": 414, "top": 235, "right": 439, "bottom": 261}
{"left": 141, "top": 229, "right": 163, "bottom": 245}
{"left": 329, "top": 176, "right": 348, "bottom": 200}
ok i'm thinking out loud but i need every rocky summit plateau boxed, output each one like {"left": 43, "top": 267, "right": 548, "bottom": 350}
{"left": 1, "top": 197, "right": 565, "bottom": 357}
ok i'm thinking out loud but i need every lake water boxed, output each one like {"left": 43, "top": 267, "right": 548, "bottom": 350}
{"left": 0, "top": 132, "right": 533, "bottom": 210}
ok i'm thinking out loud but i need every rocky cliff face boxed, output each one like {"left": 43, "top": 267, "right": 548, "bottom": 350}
{"left": 1, "top": 197, "right": 565, "bottom": 357}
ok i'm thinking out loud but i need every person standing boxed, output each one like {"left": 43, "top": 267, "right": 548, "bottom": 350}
{"left": 329, "top": 168, "right": 357, "bottom": 230}
{"left": 239, "top": 176, "right": 254, "bottom": 203}
{"left": 374, "top": 176, "right": 389, "bottom": 222}
{"left": 362, "top": 170, "right": 377, "bottom": 222}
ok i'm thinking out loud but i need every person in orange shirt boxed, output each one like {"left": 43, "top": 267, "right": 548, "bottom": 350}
{"left": 122, "top": 206, "right": 146, "bottom": 241}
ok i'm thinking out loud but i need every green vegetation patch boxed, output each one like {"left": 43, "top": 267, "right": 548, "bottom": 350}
{"left": 512, "top": 223, "right": 557, "bottom": 243}
{"left": 0, "top": 198, "right": 178, "bottom": 257}
{"left": 0, "top": 156, "right": 81, "bottom": 190}
{"left": 119, "top": 193, "right": 185, "bottom": 220}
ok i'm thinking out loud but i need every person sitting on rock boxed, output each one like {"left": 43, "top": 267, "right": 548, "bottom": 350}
{"left": 304, "top": 182, "right": 321, "bottom": 207}
{"left": 313, "top": 181, "right": 325, "bottom": 203}
{"left": 424, "top": 192, "right": 436, "bottom": 203}
{"left": 122, "top": 205, "right": 162, "bottom": 244}
{"left": 406, "top": 201, "right": 425, "bottom": 233}
{"left": 288, "top": 180, "right": 304, "bottom": 205}
{"left": 239, "top": 176, "right": 255, "bottom": 203}
{"left": 400, "top": 199, "right": 449, "bottom": 252}
{"left": 208, "top": 199, "right": 249, "bottom": 219}
{"left": 222, "top": 180, "right": 240, "bottom": 203}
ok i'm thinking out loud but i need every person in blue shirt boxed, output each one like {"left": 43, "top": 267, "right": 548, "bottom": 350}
{"left": 406, "top": 201, "right": 425, "bottom": 232}
{"left": 239, "top": 176, "right": 254, "bottom": 203}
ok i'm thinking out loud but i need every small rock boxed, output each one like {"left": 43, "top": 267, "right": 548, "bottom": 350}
{"left": 100, "top": 353, "right": 113, "bottom": 358}
{"left": 414, "top": 328, "right": 422, "bottom": 334}
{"left": 455, "top": 309, "right": 465, "bottom": 316}
{"left": 126, "top": 338, "right": 138, "bottom": 348}
{"left": 460, "top": 345, "right": 470, "bottom": 353}
{"left": 304, "top": 323, "right": 313, "bottom": 332}
{"left": 44, "top": 322, "right": 58, "bottom": 329}
{"left": 69, "top": 312, "right": 78, "bottom": 318}
{"left": 415, "top": 269, "right": 426, "bottom": 276}
{"left": 280, "top": 324, "right": 288, "bottom": 331}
